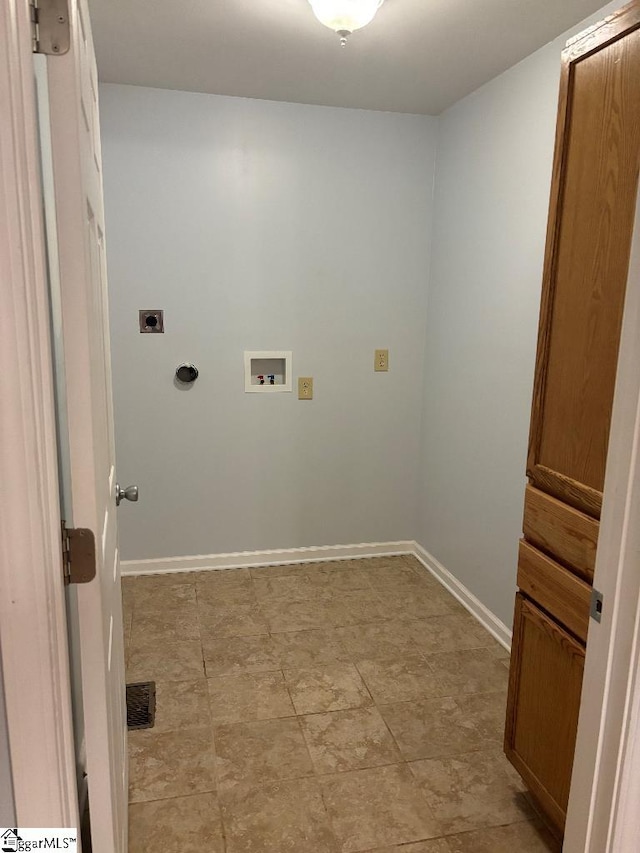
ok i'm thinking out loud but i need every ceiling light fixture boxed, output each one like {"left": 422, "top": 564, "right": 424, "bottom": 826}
{"left": 308, "top": 0, "right": 385, "bottom": 47}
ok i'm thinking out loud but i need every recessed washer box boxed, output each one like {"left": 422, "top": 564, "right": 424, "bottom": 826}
{"left": 244, "top": 351, "right": 292, "bottom": 393}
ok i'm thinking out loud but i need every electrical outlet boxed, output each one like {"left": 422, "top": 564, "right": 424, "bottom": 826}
{"left": 375, "top": 349, "right": 389, "bottom": 372}
{"left": 298, "top": 377, "right": 313, "bottom": 400}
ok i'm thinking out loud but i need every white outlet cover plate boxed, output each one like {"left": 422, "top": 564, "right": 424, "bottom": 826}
{"left": 244, "top": 350, "right": 292, "bottom": 392}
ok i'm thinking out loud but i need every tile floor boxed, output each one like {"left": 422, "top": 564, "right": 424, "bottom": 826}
{"left": 122, "top": 555, "right": 558, "bottom": 853}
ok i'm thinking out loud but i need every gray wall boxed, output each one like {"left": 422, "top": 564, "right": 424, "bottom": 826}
{"left": 417, "top": 2, "right": 619, "bottom": 627}
{"left": 100, "top": 86, "right": 437, "bottom": 560}
{"left": 101, "top": 3, "right": 617, "bottom": 627}
{"left": 0, "top": 650, "right": 15, "bottom": 825}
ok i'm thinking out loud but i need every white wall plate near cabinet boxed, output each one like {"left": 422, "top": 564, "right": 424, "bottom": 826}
{"left": 244, "top": 351, "right": 292, "bottom": 393}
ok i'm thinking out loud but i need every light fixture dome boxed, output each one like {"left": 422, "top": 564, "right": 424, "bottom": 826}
{"left": 308, "top": 0, "right": 385, "bottom": 46}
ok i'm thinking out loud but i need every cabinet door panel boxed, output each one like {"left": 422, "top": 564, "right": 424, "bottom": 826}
{"left": 523, "top": 485, "right": 598, "bottom": 582}
{"left": 505, "top": 595, "right": 585, "bottom": 832}
{"left": 528, "top": 20, "right": 640, "bottom": 516}
{"left": 517, "top": 541, "right": 591, "bottom": 643}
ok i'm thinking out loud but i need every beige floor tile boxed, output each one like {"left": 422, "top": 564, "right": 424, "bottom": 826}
{"left": 202, "top": 633, "right": 279, "bottom": 677}
{"left": 357, "top": 656, "right": 442, "bottom": 704}
{"left": 130, "top": 603, "right": 200, "bottom": 645}
{"left": 207, "top": 671, "right": 295, "bottom": 724}
{"left": 133, "top": 572, "right": 195, "bottom": 601}
{"left": 250, "top": 563, "right": 309, "bottom": 579}
{"left": 127, "top": 639, "right": 204, "bottom": 682}
{"left": 336, "top": 622, "right": 421, "bottom": 661}
{"left": 128, "top": 793, "right": 224, "bottom": 853}
{"left": 307, "top": 559, "right": 381, "bottom": 573}
{"left": 375, "top": 842, "right": 452, "bottom": 853}
{"left": 368, "top": 567, "right": 440, "bottom": 592}
{"left": 125, "top": 559, "right": 532, "bottom": 852}
{"left": 443, "top": 597, "right": 480, "bottom": 621}
{"left": 375, "top": 578, "right": 444, "bottom": 600}
{"left": 326, "top": 590, "right": 390, "bottom": 626}
{"left": 134, "top": 572, "right": 195, "bottom": 589}
{"left": 379, "top": 697, "right": 484, "bottom": 761}
{"left": 446, "top": 820, "right": 558, "bottom": 852}
{"left": 301, "top": 706, "right": 401, "bottom": 773}
{"left": 122, "top": 594, "right": 134, "bottom": 659}
{"left": 215, "top": 717, "right": 314, "bottom": 791}
{"left": 401, "top": 555, "right": 428, "bottom": 571}
{"left": 455, "top": 691, "right": 507, "bottom": 749}
{"left": 132, "top": 580, "right": 197, "bottom": 605}
{"left": 261, "top": 597, "right": 336, "bottom": 631}
{"left": 221, "top": 777, "right": 338, "bottom": 853}
{"left": 152, "top": 679, "right": 211, "bottom": 733}
{"left": 409, "top": 749, "right": 532, "bottom": 835}
{"left": 448, "top": 604, "right": 488, "bottom": 628}
{"left": 351, "top": 556, "right": 406, "bottom": 571}
{"left": 121, "top": 575, "right": 137, "bottom": 593}
{"left": 198, "top": 600, "right": 269, "bottom": 638}
{"left": 321, "top": 763, "right": 441, "bottom": 852}
{"left": 253, "top": 574, "right": 315, "bottom": 601}
{"left": 122, "top": 585, "right": 135, "bottom": 619}
{"left": 382, "top": 589, "right": 456, "bottom": 620}
{"left": 486, "top": 638, "right": 512, "bottom": 661}
{"left": 271, "top": 628, "right": 351, "bottom": 668}
{"left": 306, "top": 567, "right": 373, "bottom": 591}
{"left": 129, "top": 583, "right": 198, "bottom": 645}
{"left": 409, "top": 614, "right": 489, "bottom": 655}
{"left": 425, "top": 649, "right": 509, "bottom": 697}
{"left": 128, "top": 728, "right": 216, "bottom": 803}
{"left": 196, "top": 581, "right": 257, "bottom": 607}
{"left": 285, "top": 663, "right": 372, "bottom": 714}
{"left": 192, "top": 567, "right": 252, "bottom": 587}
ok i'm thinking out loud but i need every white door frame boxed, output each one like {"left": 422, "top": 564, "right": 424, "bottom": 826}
{"left": 0, "top": 0, "right": 79, "bottom": 830}
{"left": 564, "top": 185, "right": 640, "bottom": 849}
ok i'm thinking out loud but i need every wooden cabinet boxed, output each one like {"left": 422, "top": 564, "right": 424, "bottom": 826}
{"left": 507, "top": 595, "right": 585, "bottom": 830}
{"left": 505, "top": 1, "right": 640, "bottom": 839}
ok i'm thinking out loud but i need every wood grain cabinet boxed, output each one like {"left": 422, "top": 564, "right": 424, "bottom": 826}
{"left": 504, "top": 1, "right": 640, "bottom": 839}
{"left": 507, "top": 595, "right": 585, "bottom": 831}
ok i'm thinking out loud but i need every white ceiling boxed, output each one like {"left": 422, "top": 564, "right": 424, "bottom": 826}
{"left": 89, "top": 0, "right": 606, "bottom": 115}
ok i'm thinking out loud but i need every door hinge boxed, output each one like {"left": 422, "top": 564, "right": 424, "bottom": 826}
{"left": 30, "top": 0, "right": 70, "bottom": 56}
{"left": 590, "top": 588, "right": 604, "bottom": 624}
{"left": 61, "top": 522, "right": 97, "bottom": 586}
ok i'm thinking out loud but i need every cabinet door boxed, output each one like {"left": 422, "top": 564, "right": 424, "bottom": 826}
{"left": 506, "top": 4, "right": 640, "bottom": 840}
{"left": 527, "top": 8, "right": 640, "bottom": 520}
{"left": 505, "top": 594, "right": 585, "bottom": 832}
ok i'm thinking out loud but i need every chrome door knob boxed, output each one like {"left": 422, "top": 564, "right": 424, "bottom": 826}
{"left": 116, "top": 483, "right": 139, "bottom": 506}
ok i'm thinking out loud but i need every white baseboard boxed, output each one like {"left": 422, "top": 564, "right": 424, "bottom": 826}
{"left": 121, "top": 540, "right": 415, "bottom": 576}
{"left": 121, "top": 538, "right": 511, "bottom": 652}
{"left": 413, "top": 542, "right": 512, "bottom": 651}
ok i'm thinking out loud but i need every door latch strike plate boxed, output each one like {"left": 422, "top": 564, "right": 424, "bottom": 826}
{"left": 590, "top": 588, "right": 604, "bottom": 624}
{"left": 61, "top": 522, "right": 96, "bottom": 585}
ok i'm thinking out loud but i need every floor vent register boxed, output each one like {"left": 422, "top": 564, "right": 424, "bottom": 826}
{"left": 126, "top": 681, "right": 156, "bottom": 731}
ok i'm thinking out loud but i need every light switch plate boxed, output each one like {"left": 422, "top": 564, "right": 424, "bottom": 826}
{"left": 298, "top": 377, "right": 313, "bottom": 400}
{"left": 375, "top": 349, "right": 389, "bottom": 372}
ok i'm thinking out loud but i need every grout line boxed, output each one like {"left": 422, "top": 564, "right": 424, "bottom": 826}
{"left": 128, "top": 787, "right": 218, "bottom": 807}
{"left": 295, "top": 709, "right": 321, "bottom": 779}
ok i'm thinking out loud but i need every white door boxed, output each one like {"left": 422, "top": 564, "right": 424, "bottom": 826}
{"left": 35, "top": 1, "right": 128, "bottom": 850}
